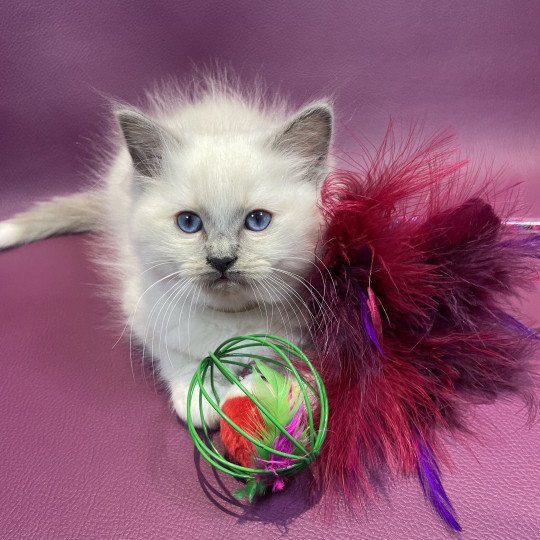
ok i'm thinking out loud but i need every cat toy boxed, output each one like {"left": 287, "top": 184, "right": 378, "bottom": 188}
{"left": 186, "top": 334, "right": 328, "bottom": 501}
{"left": 188, "top": 131, "right": 539, "bottom": 531}
{"left": 306, "top": 131, "right": 539, "bottom": 530}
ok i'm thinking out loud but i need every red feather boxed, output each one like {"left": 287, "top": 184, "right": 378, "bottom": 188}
{"left": 307, "top": 130, "right": 539, "bottom": 522}
{"left": 220, "top": 396, "right": 263, "bottom": 468}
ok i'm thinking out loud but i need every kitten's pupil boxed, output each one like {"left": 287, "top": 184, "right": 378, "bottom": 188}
{"left": 245, "top": 210, "right": 272, "bottom": 232}
{"left": 176, "top": 211, "right": 202, "bottom": 233}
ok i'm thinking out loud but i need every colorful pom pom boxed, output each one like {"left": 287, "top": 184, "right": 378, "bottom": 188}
{"left": 186, "top": 335, "right": 328, "bottom": 502}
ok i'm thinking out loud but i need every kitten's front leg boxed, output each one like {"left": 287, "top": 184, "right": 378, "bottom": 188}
{"left": 166, "top": 360, "right": 237, "bottom": 429}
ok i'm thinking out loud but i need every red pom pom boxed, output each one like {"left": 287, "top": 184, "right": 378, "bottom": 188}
{"left": 220, "top": 396, "right": 264, "bottom": 468}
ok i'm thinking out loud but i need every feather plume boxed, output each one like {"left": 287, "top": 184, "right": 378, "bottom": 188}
{"left": 307, "top": 129, "right": 539, "bottom": 523}
{"left": 417, "top": 438, "right": 461, "bottom": 531}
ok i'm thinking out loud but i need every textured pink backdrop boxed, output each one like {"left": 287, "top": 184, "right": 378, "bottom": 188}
{"left": 1, "top": 1, "right": 539, "bottom": 538}
{"left": 1, "top": 1, "right": 539, "bottom": 217}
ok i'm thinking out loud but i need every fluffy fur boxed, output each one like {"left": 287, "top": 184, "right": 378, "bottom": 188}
{"left": 307, "top": 130, "right": 539, "bottom": 529}
{"left": 0, "top": 77, "right": 333, "bottom": 428}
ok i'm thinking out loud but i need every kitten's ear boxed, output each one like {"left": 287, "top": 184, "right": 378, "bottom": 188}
{"left": 115, "top": 107, "right": 178, "bottom": 177}
{"left": 271, "top": 101, "right": 333, "bottom": 170}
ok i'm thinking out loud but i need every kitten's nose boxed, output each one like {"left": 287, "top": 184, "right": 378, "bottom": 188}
{"left": 206, "top": 256, "right": 237, "bottom": 275}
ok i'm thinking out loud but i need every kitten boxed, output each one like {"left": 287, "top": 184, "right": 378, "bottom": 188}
{"left": 0, "top": 79, "right": 333, "bottom": 427}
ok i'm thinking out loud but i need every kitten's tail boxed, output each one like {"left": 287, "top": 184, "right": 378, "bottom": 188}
{"left": 0, "top": 190, "right": 105, "bottom": 250}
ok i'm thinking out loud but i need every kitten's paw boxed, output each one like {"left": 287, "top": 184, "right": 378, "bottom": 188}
{"left": 221, "top": 374, "right": 255, "bottom": 402}
{"left": 169, "top": 363, "right": 247, "bottom": 429}
{"left": 170, "top": 379, "right": 224, "bottom": 429}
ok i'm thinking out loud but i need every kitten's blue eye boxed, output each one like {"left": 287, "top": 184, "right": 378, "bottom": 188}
{"left": 176, "top": 211, "right": 202, "bottom": 233}
{"left": 245, "top": 210, "right": 272, "bottom": 232}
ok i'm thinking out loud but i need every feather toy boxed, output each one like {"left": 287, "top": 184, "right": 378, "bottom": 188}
{"left": 306, "top": 131, "right": 539, "bottom": 529}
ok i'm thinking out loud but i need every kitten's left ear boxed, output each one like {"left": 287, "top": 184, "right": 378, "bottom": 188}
{"left": 271, "top": 101, "right": 333, "bottom": 173}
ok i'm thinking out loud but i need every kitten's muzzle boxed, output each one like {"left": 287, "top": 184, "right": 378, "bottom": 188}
{"left": 206, "top": 256, "right": 238, "bottom": 276}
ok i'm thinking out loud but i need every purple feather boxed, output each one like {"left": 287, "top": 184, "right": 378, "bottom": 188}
{"left": 416, "top": 439, "right": 462, "bottom": 532}
{"left": 499, "top": 233, "right": 540, "bottom": 251}
{"left": 495, "top": 310, "right": 540, "bottom": 340}
{"left": 256, "top": 401, "right": 308, "bottom": 491}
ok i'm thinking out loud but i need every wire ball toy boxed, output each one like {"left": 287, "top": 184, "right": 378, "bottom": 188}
{"left": 186, "top": 334, "right": 328, "bottom": 500}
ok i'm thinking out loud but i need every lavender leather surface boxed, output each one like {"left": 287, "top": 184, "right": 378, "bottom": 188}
{"left": 1, "top": 1, "right": 539, "bottom": 538}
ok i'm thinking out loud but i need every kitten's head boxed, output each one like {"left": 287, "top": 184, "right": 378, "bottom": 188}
{"left": 116, "top": 97, "right": 332, "bottom": 312}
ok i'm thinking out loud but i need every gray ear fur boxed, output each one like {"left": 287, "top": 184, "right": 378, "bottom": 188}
{"left": 271, "top": 101, "right": 333, "bottom": 168}
{"left": 115, "top": 107, "right": 177, "bottom": 177}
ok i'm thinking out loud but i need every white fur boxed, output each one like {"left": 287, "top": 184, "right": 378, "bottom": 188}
{"left": 0, "top": 191, "right": 104, "bottom": 247}
{"left": 1, "top": 79, "right": 332, "bottom": 428}
{"left": 0, "top": 222, "right": 21, "bottom": 248}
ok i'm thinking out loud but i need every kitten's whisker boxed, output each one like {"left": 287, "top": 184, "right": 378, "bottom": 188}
{"left": 156, "top": 278, "right": 194, "bottom": 371}
{"left": 265, "top": 273, "right": 324, "bottom": 348}
{"left": 139, "top": 260, "right": 178, "bottom": 276}
{"left": 263, "top": 253, "right": 335, "bottom": 307}
{"left": 253, "top": 280, "right": 277, "bottom": 339}
{"left": 270, "top": 266, "right": 326, "bottom": 305}
{"left": 143, "top": 281, "right": 183, "bottom": 358}
{"left": 126, "top": 270, "right": 183, "bottom": 382}
{"left": 185, "top": 282, "right": 202, "bottom": 361}
{"left": 265, "top": 273, "right": 320, "bottom": 346}
{"left": 256, "top": 278, "right": 289, "bottom": 339}
{"left": 269, "top": 268, "right": 338, "bottom": 356}
{"left": 142, "top": 278, "right": 190, "bottom": 386}
{"left": 267, "top": 253, "right": 339, "bottom": 301}
{"left": 160, "top": 279, "right": 196, "bottom": 372}
{"left": 175, "top": 282, "right": 201, "bottom": 367}
{"left": 270, "top": 267, "right": 338, "bottom": 327}
{"left": 113, "top": 266, "right": 182, "bottom": 350}
{"left": 142, "top": 278, "right": 187, "bottom": 362}
{"left": 248, "top": 281, "right": 271, "bottom": 337}
{"left": 258, "top": 277, "right": 295, "bottom": 343}
{"left": 146, "top": 283, "right": 185, "bottom": 387}
{"left": 264, "top": 275, "right": 306, "bottom": 345}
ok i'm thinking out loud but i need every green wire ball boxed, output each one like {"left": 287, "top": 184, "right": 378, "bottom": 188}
{"left": 187, "top": 334, "right": 328, "bottom": 485}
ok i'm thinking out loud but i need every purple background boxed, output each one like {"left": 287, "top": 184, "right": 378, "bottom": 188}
{"left": 1, "top": 1, "right": 539, "bottom": 538}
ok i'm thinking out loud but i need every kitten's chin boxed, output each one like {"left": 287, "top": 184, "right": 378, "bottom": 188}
{"left": 199, "top": 278, "right": 258, "bottom": 313}
{"left": 201, "top": 292, "right": 258, "bottom": 313}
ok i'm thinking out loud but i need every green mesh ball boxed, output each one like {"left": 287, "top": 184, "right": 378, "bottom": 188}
{"left": 186, "top": 334, "right": 328, "bottom": 498}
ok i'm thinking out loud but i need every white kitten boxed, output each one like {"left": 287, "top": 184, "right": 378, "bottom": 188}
{"left": 0, "top": 79, "right": 333, "bottom": 427}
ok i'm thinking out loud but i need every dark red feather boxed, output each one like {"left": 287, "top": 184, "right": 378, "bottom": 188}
{"left": 308, "top": 130, "right": 539, "bottom": 527}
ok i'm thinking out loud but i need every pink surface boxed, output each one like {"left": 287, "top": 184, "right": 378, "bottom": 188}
{"left": 1, "top": 1, "right": 539, "bottom": 538}
{"left": 1, "top": 236, "right": 539, "bottom": 539}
